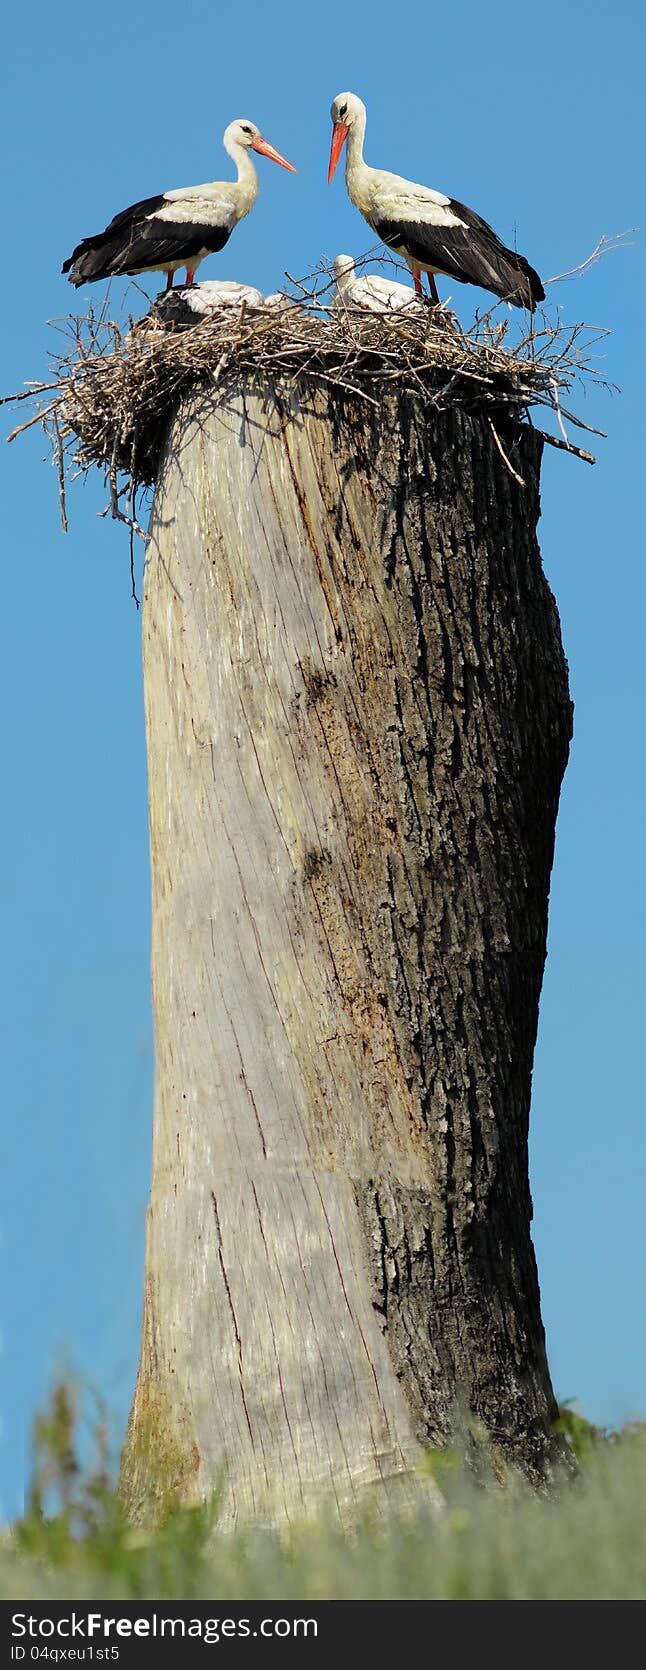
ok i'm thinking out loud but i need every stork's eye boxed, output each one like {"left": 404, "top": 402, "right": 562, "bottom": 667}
{"left": 241, "top": 124, "right": 253, "bottom": 135}
{"left": 338, "top": 104, "right": 347, "bottom": 118}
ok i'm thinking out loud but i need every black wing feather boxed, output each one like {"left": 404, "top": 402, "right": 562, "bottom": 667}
{"left": 103, "top": 194, "right": 169, "bottom": 234}
{"left": 373, "top": 203, "right": 544, "bottom": 309}
{"left": 62, "top": 195, "right": 167, "bottom": 274}
{"left": 63, "top": 197, "right": 231, "bottom": 286}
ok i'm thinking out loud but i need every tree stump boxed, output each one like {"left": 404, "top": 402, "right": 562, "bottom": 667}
{"left": 122, "top": 377, "right": 572, "bottom": 1524}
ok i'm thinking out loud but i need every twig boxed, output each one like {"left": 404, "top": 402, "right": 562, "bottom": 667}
{"left": 7, "top": 399, "right": 60, "bottom": 442}
{"left": 549, "top": 376, "right": 570, "bottom": 448}
{"left": 547, "top": 402, "right": 606, "bottom": 438}
{"left": 547, "top": 229, "right": 636, "bottom": 286}
{"left": 52, "top": 408, "right": 68, "bottom": 534}
{"left": 128, "top": 439, "right": 141, "bottom": 608}
{"left": 1, "top": 382, "right": 67, "bottom": 409}
{"left": 488, "top": 419, "right": 526, "bottom": 486}
{"left": 129, "top": 513, "right": 140, "bottom": 608}
{"left": 533, "top": 427, "right": 596, "bottom": 465}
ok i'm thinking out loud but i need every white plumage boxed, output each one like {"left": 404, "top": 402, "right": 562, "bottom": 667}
{"left": 167, "top": 280, "right": 264, "bottom": 313}
{"left": 263, "top": 291, "right": 294, "bottom": 310}
{"left": 332, "top": 253, "right": 421, "bottom": 314}
{"left": 146, "top": 279, "right": 266, "bottom": 331}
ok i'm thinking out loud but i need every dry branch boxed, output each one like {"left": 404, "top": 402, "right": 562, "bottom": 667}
{"left": 546, "top": 228, "right": 636, "bottom": 286}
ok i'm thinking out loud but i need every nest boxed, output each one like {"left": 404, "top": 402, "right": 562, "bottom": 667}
{"left": 4, "top": 258, "right": 611, "bottom": 548}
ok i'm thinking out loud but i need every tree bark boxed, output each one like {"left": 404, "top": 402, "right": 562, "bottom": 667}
{"left": 122, "top": 377, "right": 572, "bottom": 1524}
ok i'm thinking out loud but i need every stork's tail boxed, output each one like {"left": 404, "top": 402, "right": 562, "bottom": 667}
{"left": 495, "top": 247, "right": 545, "bottom": 311}
{"left": 62, "top": 240, "right": 116, "bottom": 287}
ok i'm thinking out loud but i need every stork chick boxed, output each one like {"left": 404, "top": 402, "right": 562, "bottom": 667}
{"left": 332, "top": 252, "right": 422, "bottom": 314}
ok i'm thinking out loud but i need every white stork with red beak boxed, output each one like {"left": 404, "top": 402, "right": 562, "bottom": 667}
{"left": 63, "top": 120, "right": 296, "bottom": 291}
{"left": 328, "top": 93, "right": 544, "bottom": 311}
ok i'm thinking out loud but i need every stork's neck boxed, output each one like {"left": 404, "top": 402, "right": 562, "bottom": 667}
{"left": 335, "top": 262, "right": 354, "bottom": 296}
{"left": 223, "top": 135, "right": 260, "bottom": 212}
{"left": 344, "top": 106, "right": 368, "bottom": 193}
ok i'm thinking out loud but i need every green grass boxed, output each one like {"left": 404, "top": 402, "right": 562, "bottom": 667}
{"left": 2, "top": 1381, "right": 645, "bottom": 1601}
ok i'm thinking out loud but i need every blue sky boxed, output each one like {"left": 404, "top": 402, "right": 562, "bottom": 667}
{"left": 1, "top": 0, "right": 643, "bottom": 1516}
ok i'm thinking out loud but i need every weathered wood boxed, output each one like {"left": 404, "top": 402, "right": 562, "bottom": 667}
{"left": 122, "top": 377, "right": 572, "bottom": 1522}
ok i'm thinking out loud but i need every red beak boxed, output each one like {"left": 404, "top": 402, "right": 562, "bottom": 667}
{"left": 328, "top": 122, "right": 349, "bottom": 184}
{"left": 250, "top": 135, "right": 297, "bottom": 173}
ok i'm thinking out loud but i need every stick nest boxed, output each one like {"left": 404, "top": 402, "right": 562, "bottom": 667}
{"left": 4, "top": 259, "right": 611, "bottom": 539}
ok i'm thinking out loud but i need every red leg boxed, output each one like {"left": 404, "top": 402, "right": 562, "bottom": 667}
{"left": 413, "top": 269, "right": 423, "bottom": 297}
{"left": 426, "top": 272, "right": 440, "bottom": 304}
{"left": 185, "top": 269, "right": 195, "bottom": 288}
{"left": 164, "top": 270, "right": 174, "bottom": 292}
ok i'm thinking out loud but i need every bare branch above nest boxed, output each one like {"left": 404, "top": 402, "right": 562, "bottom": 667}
{"left": 2, "top": 259, "right": 613, "bottom": 543}
{"left": 547, "top": 229, "right": 636, "bottom": 286}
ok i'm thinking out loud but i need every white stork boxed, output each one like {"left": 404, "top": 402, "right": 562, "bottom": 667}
{"left": 328, "top": 93, "right": 544, "bottom": 311}
{"left": 332, "top": 252, "right": 422, "bottom": 314}
{"left": 63, "top": 120, "right": 296, "bottom": 291}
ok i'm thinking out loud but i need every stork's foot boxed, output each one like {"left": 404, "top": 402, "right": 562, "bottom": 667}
{"left": 164, "top": 271, "right": 174, "bottom": 293}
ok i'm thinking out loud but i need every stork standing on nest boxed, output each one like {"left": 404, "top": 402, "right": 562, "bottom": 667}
{"left": 63, "top": 120, "right": 296, "bottom": 292}
{"left": 327, "top": 93, "right": 544, "bottom": 311}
